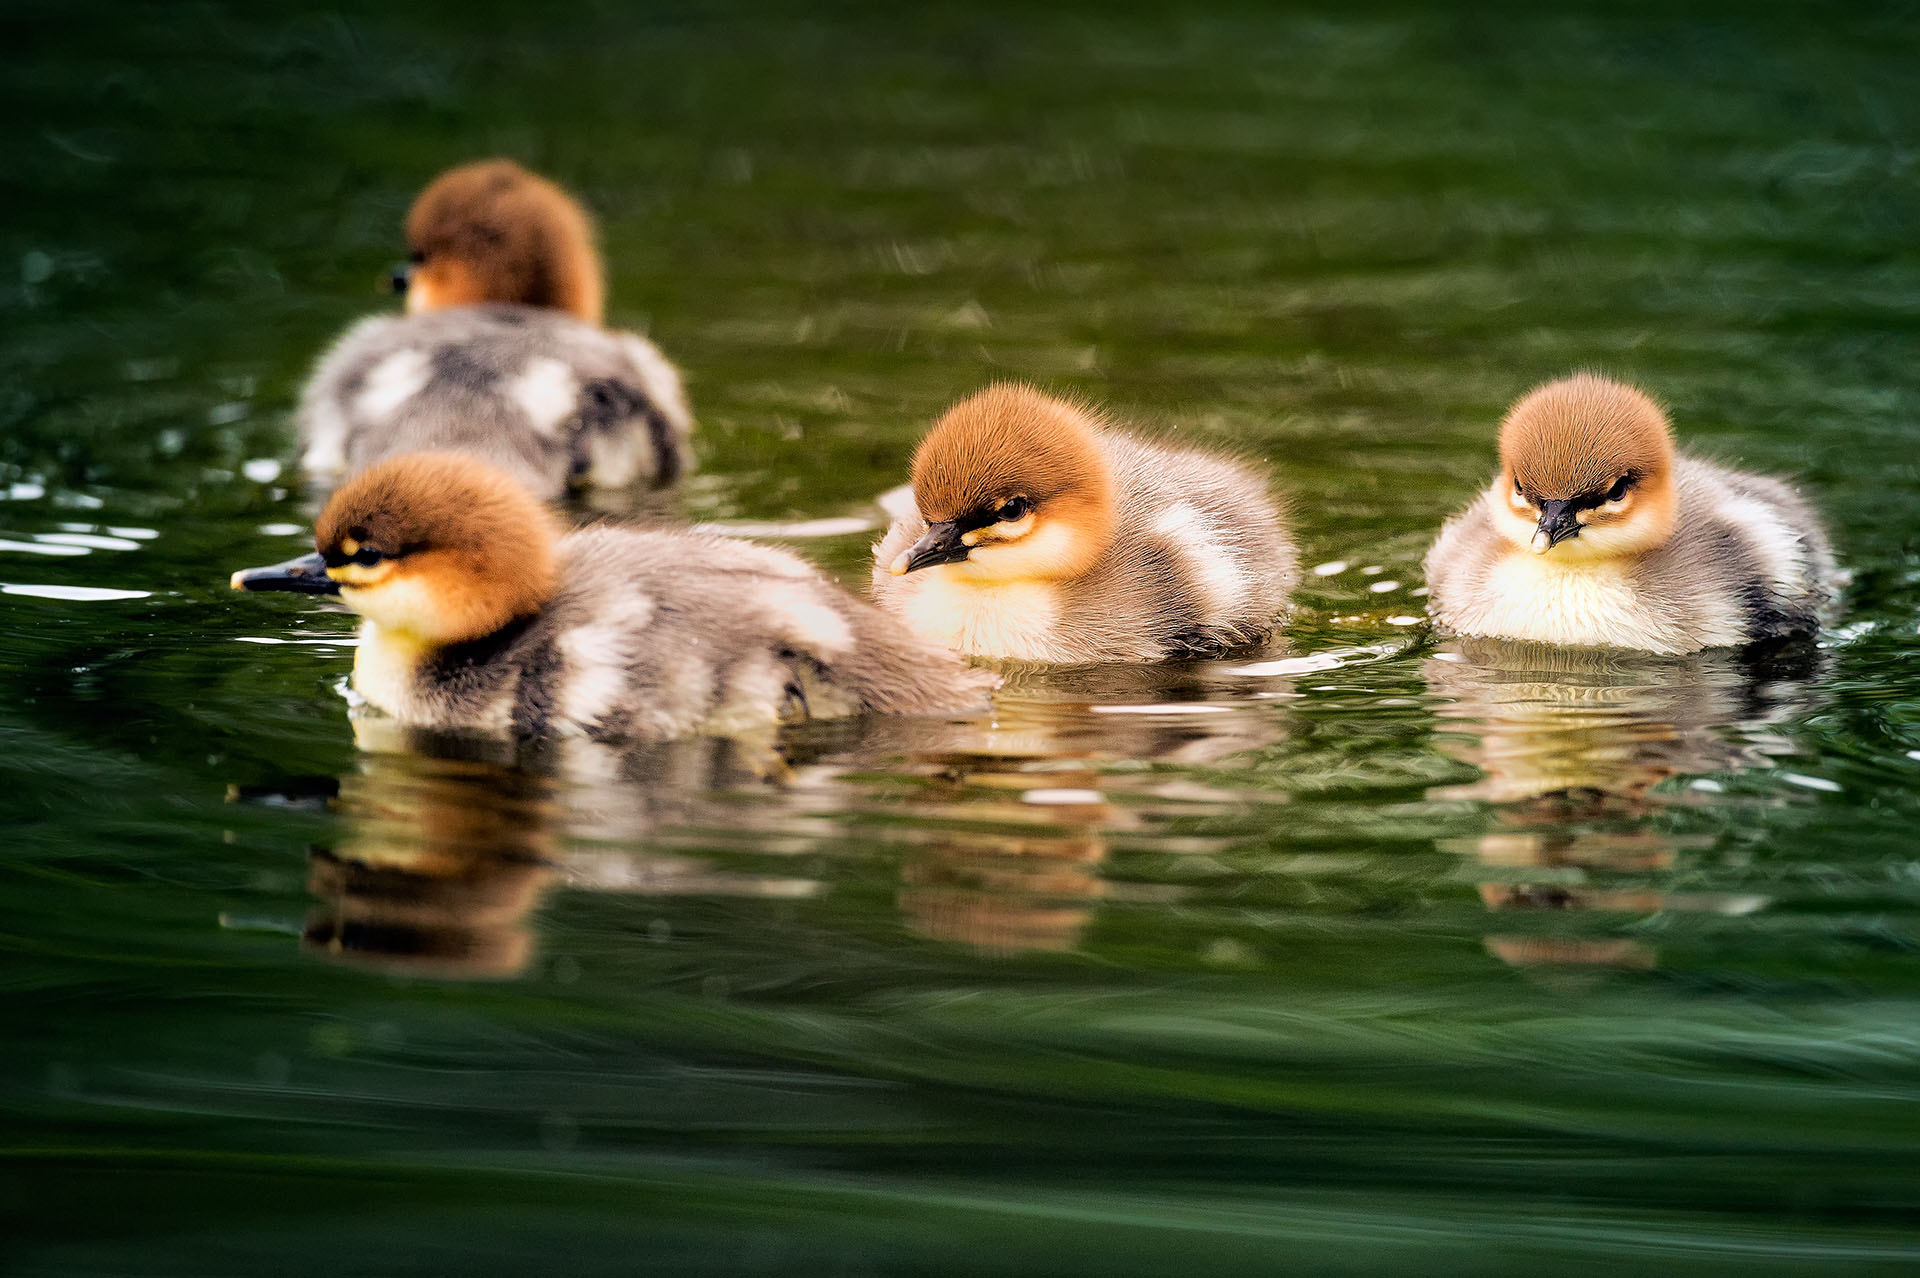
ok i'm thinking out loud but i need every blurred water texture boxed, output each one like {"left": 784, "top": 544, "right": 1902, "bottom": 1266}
{"left": 4, "top": 1, "right": 1920, "bottom": 1273}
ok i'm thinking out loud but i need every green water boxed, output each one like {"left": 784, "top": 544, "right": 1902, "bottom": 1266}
{"left": 5, "top": 2, "right": 1920, "bottom": 1272}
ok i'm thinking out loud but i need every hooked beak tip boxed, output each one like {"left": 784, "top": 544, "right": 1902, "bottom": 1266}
{"left": 893, "top": 520, "right": 971, "bottom": 575}
{"left": 230, "top": 551, "right": 340, "bottom": 595}
{"left": 1530, "top": 530, "right": 1551, "bottom": 555}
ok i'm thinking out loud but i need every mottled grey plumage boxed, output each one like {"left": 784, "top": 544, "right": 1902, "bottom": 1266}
{"left": 873, "top": 433, "right": 1297, "bottom": 663}
{"left": 299, "top": 304, "right": 692, "bottom": 498}
{"left": 365, "top": 525, "right": 997, "bottom": 740}
{"left": 1426, "top": 457, "right": 1840, "bottom": 654}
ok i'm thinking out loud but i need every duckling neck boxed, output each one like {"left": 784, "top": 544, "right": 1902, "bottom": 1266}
{"left": 352, "top": 622, "right": 436, "bottom": 714}
{"left": 353, "top": 613, "right": 546, "bottom": 718}
{"left": 900, "top": 570, "right": 1063, "bottom": 661}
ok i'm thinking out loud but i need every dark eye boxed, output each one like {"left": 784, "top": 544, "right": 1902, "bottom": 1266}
{"left": 351, "top": 545, "right": 384, "bottom": 567}
{"left": 995, "top": 496, "right": 1030, "bottom": 522}
{"left": 1606, "top": 476, "right": 1631, "bottom": 503}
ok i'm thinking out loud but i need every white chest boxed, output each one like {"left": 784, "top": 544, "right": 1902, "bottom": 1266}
{"left": 351, "top": 623, "right": 515, "bottom": 733}
{"left": 1458, "top": 555, "right": 1696, "bottom": 653}
{"left": 352, "top": 623, "right": 427, "bottom": 720}
{"left": 900, "top": 574, "right": 1061, "bottom": 661}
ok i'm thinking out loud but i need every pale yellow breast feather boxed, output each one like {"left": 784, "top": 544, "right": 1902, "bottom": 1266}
{"left": 1457, "top": 553, "right": 1714, "bottom": 654}
{"left": 352, "top": 622, "right": 428, "bottom": 718}
{"left": 901, "top": 573, "right": 1061, "bottom": 661}
{"left": 350, "top": 623, "right": 516, "bottom": 733}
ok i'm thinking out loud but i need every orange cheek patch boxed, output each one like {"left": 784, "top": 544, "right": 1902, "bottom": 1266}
{"left": 436, "top": 570, "right": 514, "bottom": 638}
{"left": 381, "top": 553, "right": 539, "bottom": 644}
{"left": 1045, "top": 494, "right": 1116, "bottom": 579}
{"left": 410, "top": 259, "right": 487, "bottom": 312}
{"left": 1635, "top": 482, "right": 1678, "bottom": 544}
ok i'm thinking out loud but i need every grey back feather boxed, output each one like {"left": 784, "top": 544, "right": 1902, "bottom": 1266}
{"left": 299, "top": 304, "right": 692, "bottom": 499}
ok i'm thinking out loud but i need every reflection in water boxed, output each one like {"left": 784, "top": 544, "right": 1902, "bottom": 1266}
{"left": 237, "top": 730, "right": 831, "bottom": 979}
{"left": 235, "top": 657, "right": 1298, "bottom": 970}
{"left": 896, "top": 775, "right": 1110, "bottom": 955}
{"left": 306, "top": 756, "right": 558, "bottom": 978}
{"left": 1426, "top": 638, "right": 1821, "bottom": 969}
{"left": 853, "top": 659, "right": 1292, "bottom": 954}
{"left": 241, "top": 631, "right": 1824, "bottom": 974}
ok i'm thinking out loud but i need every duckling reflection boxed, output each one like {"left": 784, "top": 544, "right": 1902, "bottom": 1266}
{"left": 895, "top": 773, "right": 1110, "bottom": 956}
{"left": 1428, "top": 636, "right": 1817, "bottom": 805}
{"left": 301, "top": 751, "right": 558, "bottom": 978}
{"left": 241, "top": 734, "right": 828, "bottom": 979}
{"left": 237, "top": 654, "right": 1295, "bottom": 968}
{"left": 1426, "top": 636, "right": 1819, "bottom": 968}
{"left": 837, "top": 659, "right": 1293, "bottom": 955}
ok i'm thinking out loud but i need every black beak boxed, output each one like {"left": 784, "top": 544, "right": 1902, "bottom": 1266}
{"left": 387, "top": 263, "right": 412, "bottom": 295}
{"left": 889, "top": 520, "right": 970, "bottom": 575}
{"left": 1533, "top": 499, "right": 1581, "bottom": 552}
{"left": 230, "top": 552, "right": 339, "bottom": 595}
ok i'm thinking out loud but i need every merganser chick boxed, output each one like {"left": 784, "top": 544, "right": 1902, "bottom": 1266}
{"left": 298, "top": 159, "right": 692, "bottom": 498}
{"left": 1425, "top": 373, "right": 1840, "bottom": 654}
{"left": 231, "top": 453, "right": 996, "bottom": 740}
{"left": 871, "top": 384, "right": 1297, "bottom": 662}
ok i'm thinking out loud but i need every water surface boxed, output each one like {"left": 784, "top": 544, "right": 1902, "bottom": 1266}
{"left": 5, "top": 2, "right": 1920, "bottom": 1273}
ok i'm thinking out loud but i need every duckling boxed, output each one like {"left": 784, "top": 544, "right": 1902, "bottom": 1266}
{"left": 298, "top": 159, "right": 692, "bottom": 499}
{"left": 1425, "top": 373, "right": 1839, "bottom": 655}
{"left": 231, "top": 452, "right": 996, "bottom": 741}
{"left": 871, "top": 384, "right": 1297, "bottom": 663}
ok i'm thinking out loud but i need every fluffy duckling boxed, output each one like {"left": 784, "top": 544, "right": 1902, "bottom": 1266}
{"left": 871, "top": 384, "right": 1297, "bottom": 663}
{"left": 232, "top": 453, "right": 996, "bottom": 740}
{"left": 1425, "top": 373, "right": 1839, "bottom": 654}
{"left": 299, "top": 159, "right": 692, "bottom": 498}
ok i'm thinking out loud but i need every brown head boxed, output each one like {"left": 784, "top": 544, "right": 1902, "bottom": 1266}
{"left": 888, "top": 384, "right": 1117, "bottom": 583}
{"left": 1493, "top": 373, "right": 1678, "bottom": 560}
{"left": 231, "top": 452, "right": 560, "bottom": 646}
{"left": 393, "top": 159, "right": 604, "bottom": 324}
